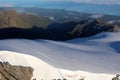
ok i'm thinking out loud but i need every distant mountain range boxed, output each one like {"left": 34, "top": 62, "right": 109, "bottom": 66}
{"left": 0, "top": 9, "right": 119, "bottom": 40}
{"left": 2, "top": 7, "right": 120, "bottom": 25}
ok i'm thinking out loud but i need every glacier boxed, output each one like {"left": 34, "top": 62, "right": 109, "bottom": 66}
{"left": 0, "top": 32, "right": 120, "bottom": 80}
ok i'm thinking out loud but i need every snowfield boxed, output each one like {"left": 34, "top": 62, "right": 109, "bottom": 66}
{"left": 0, "top": 51, "right": 62, "bottom": 80}
{"left": 0, "top": 32, "right": 120, "bottom": 80}
{"left": 0, "top": 51, "right": 114, "bottom": 80}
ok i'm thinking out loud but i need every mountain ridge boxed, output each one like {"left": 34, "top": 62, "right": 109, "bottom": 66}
{"left": 0, "top": 10, "right": 52, "bottom": 29}
{"left": 0, "top": 10, "right": 119, "bottom": 40}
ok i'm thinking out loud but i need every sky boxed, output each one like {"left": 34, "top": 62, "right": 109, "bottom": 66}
{"left": 0, "top": 0, "right": 120, "bottom": 7}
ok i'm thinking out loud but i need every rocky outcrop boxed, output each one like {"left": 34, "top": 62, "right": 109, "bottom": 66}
{"left": 70, "top": 19, "right": 120, "bottom": 37}
{"left": 0, "top": 62, "right": 34, "bottom": 80}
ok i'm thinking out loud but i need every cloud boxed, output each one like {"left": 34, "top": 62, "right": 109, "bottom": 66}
{"left": 70, "top": 0, "right": 120, "bottom": 4}
{"left": 0, "top": 4, "right": 14, "bottom": 7}
{"left": 40, "top": 0, "right": 120, "bottom": 4}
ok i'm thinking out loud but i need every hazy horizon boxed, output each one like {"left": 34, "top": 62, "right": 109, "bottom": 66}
{"left": 0, "top": 0, "right": 120, "bottom": 7}
{"left": 0, "top": 0, "right": 120, "bottom": 16}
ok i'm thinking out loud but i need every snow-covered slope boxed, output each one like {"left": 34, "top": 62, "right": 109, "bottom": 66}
{"left": 0, "top": 51, "right": 114, "bottom": 80}
{"left": 0, "top": 32, "right": 120, "bottom": 80}
{"left": 0, "top": 51, "right": 62, "bottom": 80}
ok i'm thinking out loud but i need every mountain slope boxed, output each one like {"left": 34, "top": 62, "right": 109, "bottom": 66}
{"left": 0, "top": 10, "right": 52, "bottom": 29}
{"left": 0, "top": 51, "right": 114, "bottom": 80}
{"left": 0, "top": 51, "right": 62, "bottom": 80}
{"left": 0, "top": 10, "right": 30, "bottom": 28}
{"left": 70, "top": 19, "right": 120, "bottom": 37}
{"left": 0, "top": 17, "right": 119, "bottom": 40}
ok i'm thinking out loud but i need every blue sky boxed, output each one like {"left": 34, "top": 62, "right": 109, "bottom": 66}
{"left": 0, "top": 0, "right": 120, "bottom": 7}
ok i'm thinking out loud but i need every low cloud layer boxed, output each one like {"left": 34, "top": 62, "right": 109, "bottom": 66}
{"left": 42, "top": 0, "right": 120, "bottom": 4}
{"left": 0, "top": 4, "right": 13, "bottom": 7}
{"left": 71, "top": 0, "right": 120, "bottom": 4}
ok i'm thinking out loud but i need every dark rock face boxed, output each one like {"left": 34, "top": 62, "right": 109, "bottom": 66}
{"left": 0, "top": 62, "right": 34, "bottom": 80}
{"left": 70, "top": 19, "right": 120, "bottom": 37}
{"left": 0, "top": 19, "right": 119, "bottom": 41}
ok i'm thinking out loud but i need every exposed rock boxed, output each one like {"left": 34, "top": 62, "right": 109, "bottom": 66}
{"left": 70, "top": 19, "right": 120, "bottom": 37}
{"left": 0, "top": 62, "right": 34, "bottom": 80}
